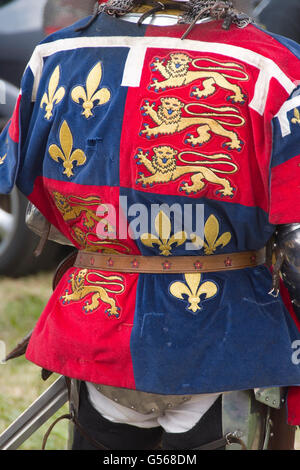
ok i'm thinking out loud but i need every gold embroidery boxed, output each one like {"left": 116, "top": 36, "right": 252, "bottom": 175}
{"left": 40, "top": 65, "right": 65, "bottom": 120}
{"left": 149, "top": 53, "right": 248, "bottom": 103}
{"left": 74, "top": 229, "right": 130, "bottom": 254}
{"left": 140, "top": 98, "right": 245, "bottom": 150}
{"left": 71, "top": 62, "right": 111, "bottom": 118}
{"left": 61, "top": 269, "right": 124, "bottom": 317}
{"left": 52, "top": 191, "right": 130, "bottom": 253}
{"left": 169, "top": 273, "right": 218, "bottom": 313}
{"left": 0, "top": 154, "right": 7, "bottom": 165}
{"left": 49, "top": 121, "right": 86, "bottom": 177}
{"left": 53, "top": 191, "right": 113, "bottom": 232}
{"left": 291, "top": 108, "right": 300, "bottom": 125}
{"left": 191, "top": 214, "right": 231, "bottom": 255}
{"left": 135, "top": 146, "right": 238, "bottom": 197}
{"left": 140, "top": 210, "right": 187, "bottom": 256}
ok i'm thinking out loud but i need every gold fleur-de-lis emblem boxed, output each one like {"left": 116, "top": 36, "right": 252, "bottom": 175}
{"left": 170, "top": 273, "right": 218, "bottom": 313}
{"left": 140, "top": 210, "right": 187, "bottom": 256}
{"left": 40, "top": 65, "right": 65, "bottom": 120}
{"left": 190, "top": 214, "right": 231, "bottom": 255}
{"left": 48, "top": 120, "right": 87, "bottom": 177}
{"left": 0, "top": 153, "right": 7, "bottom": 165}
{"left": 71, "top": 62, "right": 111, "bottom": 119}
{"left": 291, "top": 108, "right": 300, "bottom": 125}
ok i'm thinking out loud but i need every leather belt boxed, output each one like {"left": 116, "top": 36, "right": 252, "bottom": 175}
{"left": 74, "top": 248, "right": 266, "bottom": 274}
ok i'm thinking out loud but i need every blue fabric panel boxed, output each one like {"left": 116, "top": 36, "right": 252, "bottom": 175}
{"left": 131, "top": 266, "right": 300, "bottom": 394}
{"left": 120, "top": 187, "right": 274, "bottom": 254}
{"left": 17, "top": 48, "right": 129, "bottom": 195}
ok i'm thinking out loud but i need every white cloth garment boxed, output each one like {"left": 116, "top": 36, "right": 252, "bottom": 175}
{"left": 86, "top": 383, "right": 221, "bottom": 433}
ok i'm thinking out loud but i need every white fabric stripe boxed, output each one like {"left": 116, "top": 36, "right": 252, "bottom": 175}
{"left": 122, "top": 45, "right": 147, "bottom": 87}
{"left": 253, "top": 69, "right": 272, "bottom": 116}
{"left": 275, "top": 95, "right": 300, "bottom": 137}
{"left": 28, "top": 36, "right": 295, "bottom": 114}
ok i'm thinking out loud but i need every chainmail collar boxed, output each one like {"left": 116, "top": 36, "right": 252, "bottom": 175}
{"left": 179, "top": 1, "right": 252, "bottom": 28}
{"left": 98, "top": 0, "right": 141, "bottom": 17}
{"left": 76, "top": 0, "right": 253, "bottom": 35}
{"left": 98, "top": 0, "right": 252, "bottom": 26}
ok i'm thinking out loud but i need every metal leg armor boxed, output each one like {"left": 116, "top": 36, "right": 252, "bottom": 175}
{"left": 223, "top": 388, "right": 295, "bottom": 450}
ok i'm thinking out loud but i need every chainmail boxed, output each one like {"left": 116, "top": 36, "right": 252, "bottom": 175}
{"left": 179, "top": 1, "right": 253, "bottom": 28}
{"left": 94, "top": 0, "right": 252, "bottom": 30}
{"left": 98, "top": 0, "right": 140, "bottom": 16}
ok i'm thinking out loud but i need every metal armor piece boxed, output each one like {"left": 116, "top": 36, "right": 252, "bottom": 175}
{"left": 276, "top": 224, "right": 300, "bottom": 318}
{"left": 222, "top": 390, "right": 271, "bottom": 450}
{"left": 254, "top": 387, "right": 286, "bottom": 410}
{"left": 25, "top": 202, "right": 73, "bottom": 247}
{"left": 91, "top": 383, "right": 194, "bottom": 413}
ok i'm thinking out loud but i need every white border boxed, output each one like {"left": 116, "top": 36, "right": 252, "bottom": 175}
{"left": 28, "top": 35, "right": 295, "bottom": 115}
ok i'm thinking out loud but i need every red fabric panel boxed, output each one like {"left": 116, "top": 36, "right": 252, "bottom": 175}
{"left": 26, "top": 267, "right": 138, "bottom": 388}
{"left": 269, "top": 156, "right": 300, "bottom": 225}
{"left": 119, "top": 48, "right": 269, "bottom": 211}
{"left": 8, "top": 94, "right": 21, "bottom": 143}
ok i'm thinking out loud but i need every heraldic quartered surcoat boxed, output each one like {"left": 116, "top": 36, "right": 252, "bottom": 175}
{"left": 2, "top": 11, "right": 300, "bottom": 422}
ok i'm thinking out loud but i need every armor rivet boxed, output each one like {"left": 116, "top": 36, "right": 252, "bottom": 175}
{"left": 114, "top": 398, "right": 118, "bottom": 402}
{"left": 265, "top": 397, "right": 269, "bottom": 401}
{"left": 131, "top": 405, "right": 135, "bottom": 409}
{"left": 167, "top": 403, "right": 173, "bottom": 408}
{"left": 256, "top": 392, "right": 261, "bottom": 397}
{"left": 96, "top": 386, "right": 101, "bottom": 391}
{"left": 273, "top": 400, "right": 277, "bottom": 405}
{"left": 151, "top": 408, "right": 156, "bottom": 412}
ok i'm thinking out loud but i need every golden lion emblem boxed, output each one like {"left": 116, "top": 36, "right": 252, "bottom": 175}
{"left": 135, "top": 146, "right": 238, "bottom": 197}
{"left": 140, "top": 97, "right": 245, "bottom": 150}
{"left": 52, "top": 191, "right": 113, "bottom": 231}
{"left": 61, "top": 269, "right": 125, "bottom": 317}
{"left": 52, "top": 191, "right": 130, "bottom": 253}
{"left": 149, "top": 53, "right": 248, "bottom": 104}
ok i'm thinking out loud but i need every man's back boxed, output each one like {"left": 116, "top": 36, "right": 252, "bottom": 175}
{"left": 1, "top": 5, "right": 300, "bottom": 402}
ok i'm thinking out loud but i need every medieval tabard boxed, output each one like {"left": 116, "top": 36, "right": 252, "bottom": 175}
{"left": 2, "top": 5, "right": 300, "bottom": 424}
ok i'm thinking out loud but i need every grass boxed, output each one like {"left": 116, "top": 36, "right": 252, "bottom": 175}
{"left": 0, "top": 272, "right": 69, "bottom": 450}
